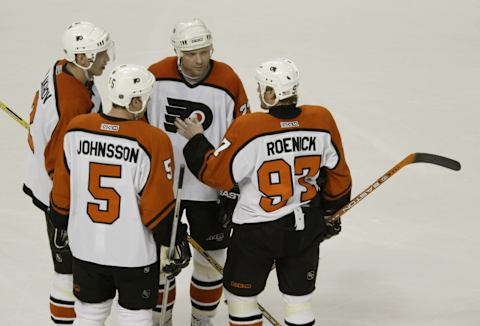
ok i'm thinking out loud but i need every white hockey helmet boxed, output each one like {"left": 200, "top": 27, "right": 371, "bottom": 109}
{"left": 171, "top": 18, "right": 213, "bottom": 54}
{"left": 62, "top": 21, "right": 115, "bottom": 69}
{"left": 108, "top": 64, "right": 155, "bottom": 116}
{"left": 255, "top": 58, "right": 300, "bottom": 107}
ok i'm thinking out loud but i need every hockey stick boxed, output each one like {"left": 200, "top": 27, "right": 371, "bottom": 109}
{"left": 328, "top": 153, "right": 461, "bottom": 222}
{"left": 159, "top": 164, "right": 186, "bottom": 325}
{"left": 187, "top": 235, "right": 282, "bottom": 326}
{"left": 0, "top": 100, "right": 29, "bottom": 129}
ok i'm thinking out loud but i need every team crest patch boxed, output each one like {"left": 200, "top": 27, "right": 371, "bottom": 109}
{"left": 100, "top": 123, "right": 120, "bottom": 132}
{"left": 280, "top": 121, "right": 299, "bottom": 128}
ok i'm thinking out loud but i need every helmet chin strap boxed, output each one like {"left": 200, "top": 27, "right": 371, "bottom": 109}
{"left": 126, "top": 98, "right": 149, "bottom": 120}
{"left": 73, "top": 50, "right": 101, "bottom": 81}
{"left": 262, "top": 97, "right": 279, "bottom": 108}
{"left": 72, "top": 59, "right": 94, "bottom": 82}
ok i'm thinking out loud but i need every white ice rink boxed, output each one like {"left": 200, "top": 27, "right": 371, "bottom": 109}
{"left": 1, "top": 0, "right": 479, "bottom": 325}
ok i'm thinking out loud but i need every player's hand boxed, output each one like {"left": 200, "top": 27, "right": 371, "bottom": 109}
{"left": 322, "top": 216, "right": 342, "bottom": 241}
{"left": 174, "top": 117, "right": 204, "bottom": 139}
{"left": 53, "top": 228, "right": 69, "bottom": 249}
{"left": 160, "top": 223, "right": 191, "bottom": 279}
{"left": 46, "top": 207, "right": 70, "bottom": 249}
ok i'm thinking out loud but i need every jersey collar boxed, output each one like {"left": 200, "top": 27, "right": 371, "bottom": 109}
{"left": 268, "top": 105, "right": 301, "bottom": 119}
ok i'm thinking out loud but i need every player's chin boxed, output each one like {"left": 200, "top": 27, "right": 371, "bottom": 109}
{"left": 194, "top": 67, "right": 208, "bottom": 75}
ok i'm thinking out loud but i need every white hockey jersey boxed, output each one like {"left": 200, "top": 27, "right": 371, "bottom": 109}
{"left": 50, "top": 113, "right": 175, "bottom": 267}
{"left": 184, "top": 105, "right": 352, "bottom": 224}
{"left": 23, "top": 59, "right": 102, "bottom": 211}
{"left": 147, "top": 57, "right": 249, "bottom": 201}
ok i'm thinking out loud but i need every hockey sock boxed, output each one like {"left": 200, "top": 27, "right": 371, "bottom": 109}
{"left": 73, "top": 299, "right": 111, "bottom": 326}
{"left": 190, "top": 249, "right": 225, "bottom": 319}
{"left": 283, "top": 293, "right": 315, "bottom": 326}
{"left": 225, "top": 290, "right": 262, "bottom": 326}
{"left": 117, "top": 303, "right": 152, "bottom": 326}
{"left": 50, "top": 272, "right": 76, "bottom": 325}
{"left": 153, "top": 278, "right": 175, "bottom": 325}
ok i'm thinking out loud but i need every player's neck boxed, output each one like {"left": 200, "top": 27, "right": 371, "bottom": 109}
{"left": 106, "top": 107, "right": 132, "bottom": 120}
{"left": 269, "top": 104, "right": 300, "bottom": 119}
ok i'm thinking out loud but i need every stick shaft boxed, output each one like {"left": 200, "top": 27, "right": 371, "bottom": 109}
{"left": 159, "top": 164, "right": 185, "bottom": 325}
{"left": 0, "top": 100, "right": 29, "bottom": 129}
{"left": 330, "top": 153, "right": 460, "bottom": 222}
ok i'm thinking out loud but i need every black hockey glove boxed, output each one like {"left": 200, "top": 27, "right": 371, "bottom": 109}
{"left": 322, "top": 216, "right": 342, "bottom": 241}
{"left": 53, "top": 228, "right": 69, "bottom": 249}
{"left": 217, "top": 185, "right": 240, "bottom": 229}
{"left": 314, "top": 166, "right": 349, "bottom": 243}
{"left": 46, "top": 208, "right": 69, "bottom": 249}
{"left": 160, "top": 223, "right": 191, "bottom": 279}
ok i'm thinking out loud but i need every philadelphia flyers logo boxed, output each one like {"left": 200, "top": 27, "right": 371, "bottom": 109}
{"left": 164, "top": 98, "right": 213, "bottom": 133}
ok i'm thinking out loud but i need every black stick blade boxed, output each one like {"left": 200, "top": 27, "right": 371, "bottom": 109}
{"left": 413, "top": 153, "right": 461, "bottom": 171}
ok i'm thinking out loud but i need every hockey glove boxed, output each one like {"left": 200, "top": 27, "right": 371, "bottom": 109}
{"left": 46, "top": 208, "right": 69, "bottom": 249}
{"left": 53, "top": 228, "right": 69, "bottom": 249}
{"left": 160, "top": 223, "right": 191, "bottom": 279}
{"left": 217, "top": 185, "right": 240, "bottom": 229}
{"left": 322, "top": 216, "right": 342, "bottom": 241}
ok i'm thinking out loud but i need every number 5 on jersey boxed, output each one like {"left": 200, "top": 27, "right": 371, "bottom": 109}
{"left": 87, "top": 162, "right": 122, "bottom": 224}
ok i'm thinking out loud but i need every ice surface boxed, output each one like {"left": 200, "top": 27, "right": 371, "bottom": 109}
{"left": 1, "top": 0, "right": 478, "bottom": 325}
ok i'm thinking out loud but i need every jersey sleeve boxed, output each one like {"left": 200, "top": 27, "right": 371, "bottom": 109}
{"left": 232, "top": 73, "right": 250, "bottom": 119}
{"left": 183, "top": 120, "right": 245, "bottom": 191}
{"left": 44, "top": 100, "right": 92, "bottom": 179}
{"left": 320, "top": 112, "right": 352, "bottom": 212}
{"left": 49, "top": 132, "right": 73, "bottom": 229}
{"left": 138, "top": 132, "right": 176, "bottom": 230}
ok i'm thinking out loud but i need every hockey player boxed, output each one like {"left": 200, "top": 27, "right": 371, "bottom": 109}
{"left": 23, "top": 21, "right": 114, "bottom": 325}
{"left": 175, "top": 58, "right": 353, "bottom": 326}
{"left": 49, "top": 64, "right": 191, "bottom": 326}
{"left": 146, "top": 18, "right": 249, "bottom": 326}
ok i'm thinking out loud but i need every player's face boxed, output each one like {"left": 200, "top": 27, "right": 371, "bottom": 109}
{"left": 88, "top": 50, "right": 110, "bottom": 77}
{"left": 180, "top": 46, "right": 212, "bottom": 78}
